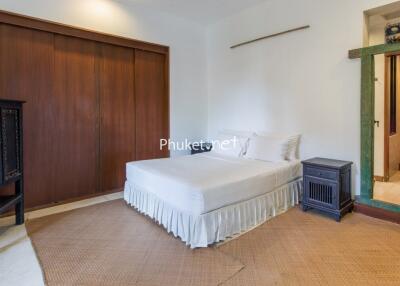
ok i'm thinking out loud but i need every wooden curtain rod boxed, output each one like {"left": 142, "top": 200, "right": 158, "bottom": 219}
{"left": 230, "top": 25, "right": 310, "bottom": 49}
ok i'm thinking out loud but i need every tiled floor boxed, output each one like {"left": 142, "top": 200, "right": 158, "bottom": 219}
{"left": 374, "top": 171, "right": 400, "bottom": 205}
{"left": 0, "top": 192, "right": 124, "bottom": 286}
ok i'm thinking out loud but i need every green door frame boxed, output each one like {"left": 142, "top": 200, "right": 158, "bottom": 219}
{"left": 350, "top": 43, "right": 400, "bottom": 212}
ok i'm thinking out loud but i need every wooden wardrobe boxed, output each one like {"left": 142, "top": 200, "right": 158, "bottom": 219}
{"left": 0, "top": 11, "right": 169, "bottom": 209}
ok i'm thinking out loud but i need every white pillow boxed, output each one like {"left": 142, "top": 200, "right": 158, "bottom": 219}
{"left": 245, "top": 135, "right": 290, "bottom": 162}
{"left": 220, "top": 129, "right": 254, "bottom": 155}
{"left": 212, "top": 132, "right": 250, "bottom": 157}
{"left": 257, "top": 132, "right": 301, "bottom": 160}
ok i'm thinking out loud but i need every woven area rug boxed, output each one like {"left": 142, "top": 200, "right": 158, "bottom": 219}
{"left": 27, "top": 199, "right": 400, "bottom": 286}
{"left": 26, "top": 200, "right": 244, "bottom": 286}
{"left": 217, "top": 207, "right": 400, "bottom": 286}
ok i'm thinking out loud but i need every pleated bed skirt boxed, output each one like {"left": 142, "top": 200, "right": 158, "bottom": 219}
{"left": 124, "top": 179, "right": 303, "bottom": 248}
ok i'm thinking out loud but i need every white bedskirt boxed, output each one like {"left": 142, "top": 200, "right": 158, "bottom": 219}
{"left": 124, "top": 179, "right": 302, "bottom": 248}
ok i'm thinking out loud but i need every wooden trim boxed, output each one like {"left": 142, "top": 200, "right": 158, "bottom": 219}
{"left": 385, "top": 51, "right": 400, "bottom": 57}
{"left": 349, "top": 42, "right": 400, "bottom": 59}
{"left": 95, "top": 44, "right": 102, "bottom": 194}
{"left": 230, "top": 25, "right": 310, "bottom": 49}
{"left": 384, "top": 56, "right": 390, "bottom": 181}
{"left": 0, "top": 10, "right": 169, "bottom": 54}
{"left": 354, "top": 201, "right": 400, "bottom": 224}
{"left": 374, "top": 176, "right": 385, "bottom": 182}
{"left": 349, "top": 48, "right": 362, "bottom": 59}
{"left": 360, "top": 54, "right": 375, "bottom": 201}
{"left": 165, "top": 48, "right": 171, "bottom": 157}
{"left": 134, "top": 50, "right": 138, "bottom": 160}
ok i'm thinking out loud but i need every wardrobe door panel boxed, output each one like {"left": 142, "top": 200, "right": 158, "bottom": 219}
{"left": 53, "top": 35, "right": 98, "bottom": 201}
{"left": 99, "top": 44, "right": 135, "bottom": 192}
{"left": 135, "top": 50, "right": 169, "bottom": 160}
{"left": 0, "top": 24, "right": 55, "bottom": 208}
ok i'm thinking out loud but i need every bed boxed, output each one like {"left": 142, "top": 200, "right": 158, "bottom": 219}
{"left": 124, "top": 143, "right": 302, "bottom": 248}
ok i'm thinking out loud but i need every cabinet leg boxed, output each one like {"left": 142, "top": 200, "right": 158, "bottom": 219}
{"left": 302, "top": 204, "right": 309, "bottom": 212}
{"left": 15, "top": 201, "right": 24, "bottom": 225}
{"left": 15, "top": 180, "right": 24, "bottom": 225}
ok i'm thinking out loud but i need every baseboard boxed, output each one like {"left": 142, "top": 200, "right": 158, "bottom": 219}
{"left": 0, "top": 188, "right": 123, "bottom": 218}
{"left": 374, "top": 176, "right": 385, "bottom": 182}
{"left": 354, "top": 202, "right": 400, "bottom": 224}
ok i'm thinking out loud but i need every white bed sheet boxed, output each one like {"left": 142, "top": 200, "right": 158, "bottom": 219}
{"left": 126, "top": 153, "right": 301, "bottom": 216}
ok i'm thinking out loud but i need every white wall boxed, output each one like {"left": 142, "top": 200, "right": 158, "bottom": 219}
{"left": 2, "top": 0, "right": 399, "bottom": 195}
{"left": 206, "top": 0, "right": 397, "bottom": 195}
{"left": 0, "top": 0, "right": 208, "bottom": 156}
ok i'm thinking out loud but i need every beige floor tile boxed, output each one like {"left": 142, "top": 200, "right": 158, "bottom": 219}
{"left": 0, "top": 224, "right": 44, "bottom": 286}
{"left": 374, "top": 172, "right": 400, "bottom": 205}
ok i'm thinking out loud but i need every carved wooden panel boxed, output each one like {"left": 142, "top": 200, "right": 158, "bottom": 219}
{"left": 1, "top": 108, "right": 22, "bottom": 182}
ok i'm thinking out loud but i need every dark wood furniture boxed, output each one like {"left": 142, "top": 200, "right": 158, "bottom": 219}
{"left": 0, "top": 10, "right": 169, "bottom": 209}
{"left": 302, "top": 158, "right": 353, "bottom": 222}
{"left": 0, "top": 99, "right": 24, "bottom": 224}
{"left": 190, "top": 143, "right": 212, "bottom": 155}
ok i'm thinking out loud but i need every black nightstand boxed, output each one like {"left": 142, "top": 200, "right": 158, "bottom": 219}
{"left": 302, "top": 158, "right": 353, "bottom": 222}
{"left": 190, "top": 143, "right": 212, "bottom": 155}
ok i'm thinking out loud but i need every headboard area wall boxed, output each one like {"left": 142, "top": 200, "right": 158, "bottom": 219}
{"left": 205, "top": 0, "right": 387, "bottom": 196}
{"left": 0, "top": 11, "right": 169, "bottom": 209}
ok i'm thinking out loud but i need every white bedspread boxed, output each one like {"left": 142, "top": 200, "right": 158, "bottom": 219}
{"left": 126, "top": 153, "right": 301, "bottom": 216}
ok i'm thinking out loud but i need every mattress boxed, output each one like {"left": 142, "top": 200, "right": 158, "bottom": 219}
{"left": 126, "top": 153, "right": 302, "bottom": 216}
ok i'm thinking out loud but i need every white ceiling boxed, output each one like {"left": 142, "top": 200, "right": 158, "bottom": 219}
{"left": 123, "top": 0, "right": 268, "bottom": 25}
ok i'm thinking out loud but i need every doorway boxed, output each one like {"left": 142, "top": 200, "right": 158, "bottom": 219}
{"left": 353, "top": 2, "right": 400, "bottom": 213}
{"left": 374, "top": 53, "right": 400, "bottom": 205}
